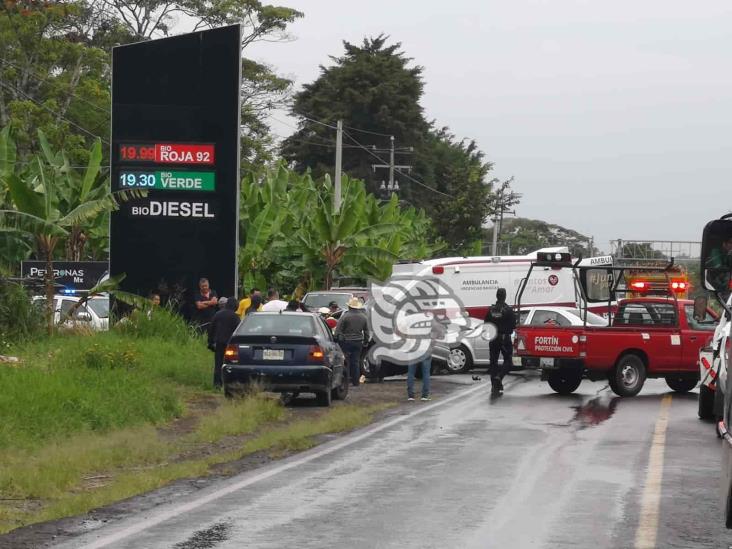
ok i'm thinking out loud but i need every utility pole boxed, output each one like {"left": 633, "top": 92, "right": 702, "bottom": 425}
{"left": 334, "top": 120, "right": 343, "bottom": 212}
{"left": 372, "top": 135, "right": 412, "bottom": 199}
{"left": 490, "top": 177, "right": 521, "bottom": 256}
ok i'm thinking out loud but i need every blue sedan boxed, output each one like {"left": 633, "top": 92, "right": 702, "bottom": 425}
{"left": 222, "top": 312, "right": 348, "bottom": 406}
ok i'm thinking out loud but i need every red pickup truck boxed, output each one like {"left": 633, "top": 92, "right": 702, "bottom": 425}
{"left": 515, "top": 297, "right": 716, "bottom": 396}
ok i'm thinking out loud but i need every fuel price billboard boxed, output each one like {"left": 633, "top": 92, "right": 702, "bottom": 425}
{"left": 110, "top": 25, "right": 241, "bottom": 310}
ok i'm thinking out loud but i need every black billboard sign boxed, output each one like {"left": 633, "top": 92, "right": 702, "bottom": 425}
{"left": 110, "top": 25, "right": 241, "bottom": 309}
{"left": 21, "top": 261, "right": 108, "bottom": 292}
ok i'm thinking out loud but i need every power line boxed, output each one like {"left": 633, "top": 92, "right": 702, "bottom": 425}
{"left": 341, "top": 124, "right": 392, "bottom": 138}
{"left": 0, "top": 80, "right": 109, "bottom": 145}
{"left": 342, "top": 129, "right": 451, "bottom": 198}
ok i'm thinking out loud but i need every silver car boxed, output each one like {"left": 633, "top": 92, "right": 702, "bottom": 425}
{"left": 444, "top": 307, "right": 607, "bottom": 374}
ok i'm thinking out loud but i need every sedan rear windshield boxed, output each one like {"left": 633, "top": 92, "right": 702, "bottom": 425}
{"left": 238, "top": 314, "right": 316, "bottom": 337}
{"left": 303, "top": 293, "right": 350, "bottom": 309}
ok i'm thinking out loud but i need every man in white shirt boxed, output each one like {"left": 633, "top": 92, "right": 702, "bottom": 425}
{"left": 261, "top": 288, "right": 289, "bottom": 312}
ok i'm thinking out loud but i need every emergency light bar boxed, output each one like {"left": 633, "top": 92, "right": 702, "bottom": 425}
{"left": 535, "top": 252, "right": 572, "bottom": 266}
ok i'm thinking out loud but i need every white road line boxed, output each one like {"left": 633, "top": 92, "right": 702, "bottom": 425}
{"left": 75, "top": 380, "right": 490, "bottom": 549}
{"left": 634, "top": 394, "right": 672, "bottom": 549}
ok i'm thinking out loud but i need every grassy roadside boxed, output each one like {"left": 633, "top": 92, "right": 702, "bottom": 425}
{"left": 0, "top": 396, "right": 392, "bottom": 533}
{"left": 0, "top": 313, "right": 399, "bottom": 534}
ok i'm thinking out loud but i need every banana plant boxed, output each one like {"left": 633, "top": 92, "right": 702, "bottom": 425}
{"left": 0, "top": 126, "right": 145, "bottom": 333}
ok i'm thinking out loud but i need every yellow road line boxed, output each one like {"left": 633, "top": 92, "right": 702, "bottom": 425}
{"left": 634, "top": 394, "right": 673, "bottom": 549}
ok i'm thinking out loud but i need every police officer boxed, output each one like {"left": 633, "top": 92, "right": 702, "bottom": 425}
{"left": 484, "top": 288, "right": 516, "bottom": 394}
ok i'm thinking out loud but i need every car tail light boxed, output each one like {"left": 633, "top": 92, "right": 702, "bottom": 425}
{"left": 726, "top": 337, "right": 731, "bottom": 363}
{"left": 308, "top": 345, "right": 325, "bottom": 362}
{"left": 432, "top": 266, "right": 444, "bottom": 274}
{"left": 224, "top": 344, "right": 239, "bottom": 364}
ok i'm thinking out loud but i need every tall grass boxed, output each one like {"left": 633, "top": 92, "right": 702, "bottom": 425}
{"left": 2, "top": 329, "right": 211, "bottom": 450}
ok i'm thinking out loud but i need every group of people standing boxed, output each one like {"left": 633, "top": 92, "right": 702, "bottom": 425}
{"left": 193, "top": 277, "right": 515, "bottom": 400}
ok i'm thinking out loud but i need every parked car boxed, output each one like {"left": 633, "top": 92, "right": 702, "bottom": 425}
{"left": 32, "top": 294, "right": 109, "bottom": 331}
{"left": 221, "top": 311, "right": 348, "bottom": 406}
{"left": 443, "top": 306, "right": 608, "bottom": 374}
{"left": 302, "top": 291, "right": 353, "bottom": 313}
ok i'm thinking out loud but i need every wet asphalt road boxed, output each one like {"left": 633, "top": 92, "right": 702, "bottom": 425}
{"left": 57, "top": 373, "right": 732, "bottom": 549}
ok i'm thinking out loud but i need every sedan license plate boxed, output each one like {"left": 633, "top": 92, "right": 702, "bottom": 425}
{"left": 263, "top": 349, "right": 284, "bottom": 361}
{"left": 540, "top": 357, "right": 555, "bottom": 368}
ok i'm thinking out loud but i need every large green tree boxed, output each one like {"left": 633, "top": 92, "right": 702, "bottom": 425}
{"left": 282, "top": 35, "right": 429, "bottom": 191}
{"left": 0, "top": 2, "right": 110, "bottom": 162}
{"left": 281, "top": 35, "right": 497, "bottom": 254}
{"left": 1, "top": 0, "right": 302, "bottom": 170}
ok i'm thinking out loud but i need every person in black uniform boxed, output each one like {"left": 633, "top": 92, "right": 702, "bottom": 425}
{"left": 484, "top": 288, "right": 516, "bottom": 395}
{"left": 208, "top": 298, "right": 241, "bottom": 389}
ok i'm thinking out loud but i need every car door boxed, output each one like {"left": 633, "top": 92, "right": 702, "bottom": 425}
{"left": 466, "top": 317, "right": 491, "bottom": 364}
{"left": 680, "top": 304, "right": 717, "bottom": 370}
{"left": 625, "top": 302, "right": 681, "bottom": 372}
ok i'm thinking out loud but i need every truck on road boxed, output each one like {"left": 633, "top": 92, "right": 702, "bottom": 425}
{"left": 695, "top": 214, "right": 732, "bottom": 527}
{"left": 514, "top": 253, "right": 716, "bottom": 397}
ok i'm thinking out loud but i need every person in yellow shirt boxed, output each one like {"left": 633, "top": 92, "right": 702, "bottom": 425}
{"left": 236, "top": 287, "right": 261, "bottom": 318}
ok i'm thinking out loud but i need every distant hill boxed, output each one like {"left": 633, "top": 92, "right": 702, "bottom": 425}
{"left": 485, "top": 218, "right": 596, "bottom": 257}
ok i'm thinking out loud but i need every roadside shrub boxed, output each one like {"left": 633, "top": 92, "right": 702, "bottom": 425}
{"left": 0, "top": 279, "right": 44, "bottom": 348}
{"left": 82, "top": 343, "right": 139, "bottom": 371}
{"left": 114, "top": 306, "right": 199, "bottom": 344}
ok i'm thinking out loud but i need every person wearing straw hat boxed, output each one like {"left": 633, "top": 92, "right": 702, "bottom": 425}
{"left": 334, "top": 297, "right": 370, "bottom": 387}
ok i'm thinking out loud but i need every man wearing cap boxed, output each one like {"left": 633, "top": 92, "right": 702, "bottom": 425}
{"left": 484, "top": 287, "right": 516, "bottom": 395}
{"left": 334, "top": 297, "right": 370, "bottom": 387}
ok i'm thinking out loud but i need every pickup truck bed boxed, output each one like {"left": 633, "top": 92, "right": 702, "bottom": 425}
{"left": 515, "top": 298, "right": 715, "bottom": 396}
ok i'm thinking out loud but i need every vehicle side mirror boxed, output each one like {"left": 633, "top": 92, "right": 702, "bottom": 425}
{"left": 701, "top": 218, "right": 732, "bottom": 294}
{"left": 693, "top": 296, "right": 708, "bottom": 322}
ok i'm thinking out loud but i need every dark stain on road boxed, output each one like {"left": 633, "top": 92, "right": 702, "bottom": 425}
{"left": 571, "top": 394, "right": 618, "bottom": 429}
{"left": 172, "top": 521, "right": 230, "bottom": 549}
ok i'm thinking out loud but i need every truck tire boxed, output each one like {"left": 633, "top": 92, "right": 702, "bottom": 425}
{"left": 609, "top": 354, "right": 646, "bottom": 397}
{"left": 546, "top": 371, "right": 582, "bottom": 395}
{"left": 446, "top": 345, "right": 473, "bottom": 374}
{"left": 665, "top": 376, "right": 697, "bottom": 393}
{"left": 699, "top": 385, "right": 715, "bottom": 420}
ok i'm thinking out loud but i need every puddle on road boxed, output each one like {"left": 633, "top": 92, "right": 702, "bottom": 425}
{"left": 570, "top": 394, "right": 619, "bottom": 429}
{"left": 173, "top": 521, "right": 231, "bottom": 549}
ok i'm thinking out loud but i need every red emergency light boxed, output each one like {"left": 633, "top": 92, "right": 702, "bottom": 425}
{"left": 670, "top": 281, "right": 687, "bottom": 293}
{"left": 432, "top": 266, "right": 444, "bottom": 274}
{"left": 630, "top": 281, "right": 648, "bottom": 291}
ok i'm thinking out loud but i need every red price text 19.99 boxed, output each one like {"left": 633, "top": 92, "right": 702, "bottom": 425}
{"left": 119, "top": 144, "right": 155, "bottom": 161}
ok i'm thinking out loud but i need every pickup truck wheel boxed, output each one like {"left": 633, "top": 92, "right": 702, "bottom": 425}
{"left": 699, "top": 384, "right": 715, "bottom": 420}
{"left": 609, "top": 354, "right": 646, "bottom": 397}
{"left": 665, "top": 376, "right": 697, "bottom": 393}
{"left": 546, "top": 371, "right": 582, "bottom": 395}
{"left": 446, "top": 345, "right": 473, "bottom": 374}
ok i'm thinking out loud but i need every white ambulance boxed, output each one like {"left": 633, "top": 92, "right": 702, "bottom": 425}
{"left": 391, "top": 247, "right": 612, "bottom": 320}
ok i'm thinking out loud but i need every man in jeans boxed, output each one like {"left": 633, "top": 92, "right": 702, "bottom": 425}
{"left": 334, "top": 297, "right": 369, "bottom": 387}
{"left": 407, "top": 315, "right": 446, "bottom": 401}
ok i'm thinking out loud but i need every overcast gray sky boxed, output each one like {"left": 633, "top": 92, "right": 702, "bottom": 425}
{"left": 246, "top": 0, "right": 730, "bottom": 253}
